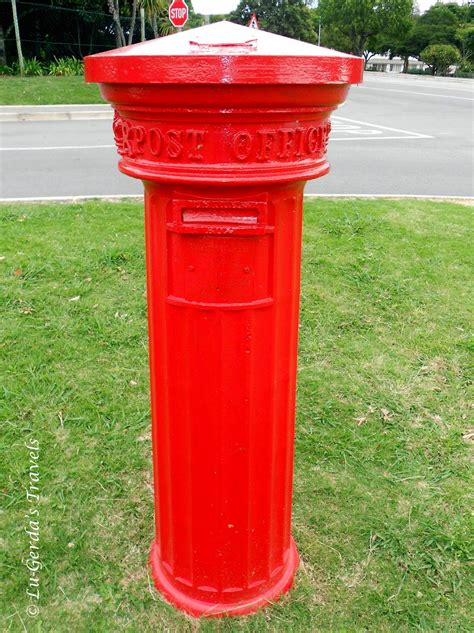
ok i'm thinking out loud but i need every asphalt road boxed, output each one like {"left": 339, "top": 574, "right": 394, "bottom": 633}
{"left": 0, "top": 72, "right": 473, "bottom": 199}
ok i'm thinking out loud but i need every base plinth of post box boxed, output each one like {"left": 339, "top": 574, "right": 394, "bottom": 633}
{"left": 150, "top": 538, "right": 299, "bottom": 618}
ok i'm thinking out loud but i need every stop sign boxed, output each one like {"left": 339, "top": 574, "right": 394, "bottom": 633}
{"left": 169, "top": 0, "right": 189, "bottom": 28}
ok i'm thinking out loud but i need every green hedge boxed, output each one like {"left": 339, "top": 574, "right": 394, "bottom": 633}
{"left": 0, "top": 56, "right": 84, "bottom": 76}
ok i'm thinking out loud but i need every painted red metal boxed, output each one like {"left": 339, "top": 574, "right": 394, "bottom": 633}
{"left": 85, "top": 21, "right": 363, "bottom": 618}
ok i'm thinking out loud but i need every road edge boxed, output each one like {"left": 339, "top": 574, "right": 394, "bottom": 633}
{"left": 0, "top": 194, "right": 472, "bottom": 204}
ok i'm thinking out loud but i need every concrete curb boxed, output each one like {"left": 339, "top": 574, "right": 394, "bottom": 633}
{"left": 0, "top": 194, "right": 472, "bottom": 204}
{"left": 0, "top": 111, "right": 113, "bottom": 122}
{"left": 364, "top": 71, "right": 474, "bottom": 85}
{"left": 0, "top": 104, "right": 112, "bottom": 122}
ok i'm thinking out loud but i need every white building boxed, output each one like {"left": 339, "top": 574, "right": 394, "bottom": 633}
{"left": 365, "top": 55, "right": 425, "bottom": 73}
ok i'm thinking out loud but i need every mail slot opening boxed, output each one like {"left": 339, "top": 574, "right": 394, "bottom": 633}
{"left": 182, "top": 208, "right": 259, "bottom": 225}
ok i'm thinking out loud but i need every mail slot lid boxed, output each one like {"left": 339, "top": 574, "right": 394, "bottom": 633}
{"left": 167, "top": 199, "right": 273, "bottom": 307}
{"left": 167, "top": 199, "right": 272, "bottom": 236}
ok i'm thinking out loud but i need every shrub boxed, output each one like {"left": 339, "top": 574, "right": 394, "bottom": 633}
{"left": 407, "top": 68, "right": 431, "bottom": 75}
{"left": 0, "top": 64, "right": 14, "bottom": 76}
{"left": 0, "top": 56, "right": 84, "bottom": 76}
{"left": 454, "top": 69, "right": 474, "bottom": 79}
{"left": 48, "top": 57, "right": 84, "bottom": 76}
{"left": 420, "top": 44, "right": 462, "bottom": 76}
{"left": 7, "top": 57, "right": 47, "bottom": 76}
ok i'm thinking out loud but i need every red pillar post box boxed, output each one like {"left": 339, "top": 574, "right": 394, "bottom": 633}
{"left": 85, "top": 22, "right": 363, "bottom": 617}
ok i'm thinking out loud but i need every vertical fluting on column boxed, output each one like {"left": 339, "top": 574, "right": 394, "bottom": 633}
{"left": 146, "top": 182, "right": 302, "bottom": 614}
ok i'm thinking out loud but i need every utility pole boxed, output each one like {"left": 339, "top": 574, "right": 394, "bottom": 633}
{"left": 11, "top": 0, "right": 24, "bottom": 76}
{"left": 318, "top": 17, "right": 321, "bottom": 46}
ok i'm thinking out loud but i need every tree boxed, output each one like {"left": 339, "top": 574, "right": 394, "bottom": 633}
{"left": 10, "top": 0, "right": 24, "bottom": 74}
{"left": 128, "top": 0, "right": 137, "bottom": 45}
{"left": 308, "top": 4, "right": 351, "bottom": 51}
{"left": 0, "top": 0, "right": 128, "bottom": 61}
{"left": 230, "top": 0, "right": 317, "bottom": 43}
{"left": 372, "top": 13, "right": 420, "bottom": 72}
{"left": 420, "top": 43, "right": 461, "bottom": 75}
{"left": 318, "top": 0, "right": 413, "bottom": 57}
{"left": 137, "top": 0, "right": 171, "bottom": 39}
{"left": 456, "top": 24, "right": 474, "bottom": 64}
{"left": 411, "top": 3, "right": 461, "bottom": 51}
{"left": 387, "top": 3, "right": 473, "bottom": 70}
{"left": 108, "top": 0, "right": 126, "bottom": 47}
{"left": 364, "top": 32, "right": 391, "bottom": 65}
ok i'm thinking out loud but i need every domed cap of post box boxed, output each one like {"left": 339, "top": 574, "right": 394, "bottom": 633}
{"left": 84, "top": 20, "right": 363, "bottom": 85}
{"left": 85, "top": 22, "right": 363, "bottom": 186}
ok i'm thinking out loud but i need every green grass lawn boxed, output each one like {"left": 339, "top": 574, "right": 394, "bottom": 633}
{"left": 0, "top": 76, "right": 101, "bottom": 105}
{"left": 1, "top": 198, "right": 472, "bottom": 632}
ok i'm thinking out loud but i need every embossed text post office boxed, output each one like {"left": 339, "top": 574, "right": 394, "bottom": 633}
{"left": 85, "top": 21, "right": 363, "bottom": 618}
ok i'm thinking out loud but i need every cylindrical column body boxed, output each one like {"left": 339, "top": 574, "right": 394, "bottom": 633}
{"left": 85, "top": 20, "right": 363, "bottom": 618}
{"left": 145, "top": 182, "right": 303, "bottom": 614}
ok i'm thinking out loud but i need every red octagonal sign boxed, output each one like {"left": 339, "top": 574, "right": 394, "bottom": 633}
{"left": 169, "top": 0, "right": 188, "bottom": 28}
